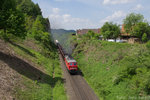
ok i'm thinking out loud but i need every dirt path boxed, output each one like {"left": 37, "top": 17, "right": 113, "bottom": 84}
{"left": 59, "top": 52, "right": 99, "bottom": 100}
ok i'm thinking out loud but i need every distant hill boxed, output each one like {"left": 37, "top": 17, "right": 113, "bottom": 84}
{"left": 51, "top": 29, "right": 76, "bottom": 35}
{"left": 51, "top": 29, "right": 75, "bottom": 54}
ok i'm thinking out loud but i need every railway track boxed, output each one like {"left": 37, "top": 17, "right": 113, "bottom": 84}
{"left": 59, "top": 52, "right": 99, "bottom": 100}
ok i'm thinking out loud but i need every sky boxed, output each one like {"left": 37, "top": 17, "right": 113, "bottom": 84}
{"left": 32, "top": 0, "right": 150, "bottom": 30}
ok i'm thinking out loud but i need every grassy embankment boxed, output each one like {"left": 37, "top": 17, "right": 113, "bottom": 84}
{"left": 73, "top": 39, "right": 150, "bottom": 100}
{"left": 10, "top": 36, "right": 67, "bottom": 100}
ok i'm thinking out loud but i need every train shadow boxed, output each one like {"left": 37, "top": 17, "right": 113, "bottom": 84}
{"left": 0, "top": 51, "right": 64, "bottom": 86}
{"left": 70, "top": 68, "right": 84, "bottom": 76}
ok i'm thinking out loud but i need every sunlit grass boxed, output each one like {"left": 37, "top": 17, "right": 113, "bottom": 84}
{"left": 10, "top": 39, "right": 67, "bottom": 100}
{"left": 73, "top": 39, "right": 150, "bottom": 100}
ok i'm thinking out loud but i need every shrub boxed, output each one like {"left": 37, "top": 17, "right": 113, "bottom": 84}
{"left": 146, "top": 40, "right": 150, "bottom": 49}
{"left": 142, "top": 33, "right": 148, "bottom": 43}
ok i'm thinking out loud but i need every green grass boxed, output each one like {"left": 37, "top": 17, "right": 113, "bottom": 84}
{"left": 10, "top": 39, "right": 67, "bottom": 100}
{"left": 73, "top": 39, "right": 150, "bottom": 100}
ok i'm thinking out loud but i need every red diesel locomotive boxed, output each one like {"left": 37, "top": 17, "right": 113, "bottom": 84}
{"left": 56, "top": 40, "right": 78, "bottom": 73}
{"left": 64, "top": 55, "right": 78, "bottom": 73}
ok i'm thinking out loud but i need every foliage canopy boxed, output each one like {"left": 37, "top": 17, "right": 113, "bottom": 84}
{"left": 132, "top": 22, "right": 150, "bottom": 40}
{"left": 101, "top": 22, "right": 120, "bottom": 40}
{"left": 83, "top": 30, "right": 100, "bottom": 40}
{"left": 0, "top": 0, "right": 27, "bottom": 40}
{"left": 123, "top": 13, "right": 144, "bottom": 33}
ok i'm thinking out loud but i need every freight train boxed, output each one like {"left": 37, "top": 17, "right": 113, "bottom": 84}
{"left": 56, "top": 40, "right": 78, "bottom": 73}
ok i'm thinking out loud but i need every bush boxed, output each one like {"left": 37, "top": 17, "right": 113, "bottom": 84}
{"left": 142, "top": 33, "right": 148, "bottom": 43}
{"left": 146, "top": 41, "right": 150, "bottom": 49}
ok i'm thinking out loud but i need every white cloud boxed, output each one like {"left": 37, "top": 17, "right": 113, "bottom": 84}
{"left": 54, "top": 0, "right": 71, "bottom": 2}
{"left": 100, "top": 11, "right": 126, "bottom": 25}
{"left": 52, "top": 8, "right": 60, "bottom": 14}
{"left": 77, "top": 0, "right": 100, "bottom": 4}
{"left": 103, "top": 0, "right": 135, "bottom": 5}
{"left": 49, "top": 8, "right": 99, "bottom": 29}
{"left": 54, "top": 0, "right": 100, "bottom": 6}
{"left": 133, "top": 4, "right": 143, "bottom": 11}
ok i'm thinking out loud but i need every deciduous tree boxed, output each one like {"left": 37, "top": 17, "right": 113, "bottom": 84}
{"left": 142, "top": 33, "right": 148, "bottom": 43}
{"left": 101, "top": 22, "right": 120, "bottom": 41}
{"left": 0, "top": 0, "right": 26, "bottom": 39}
{"left": 17, "top": 0, "right": 41, "bottom": 17}
{"left": 132, "top": 22, "right": 150, "bottom": 40}
{"left": 123, "top": 13, "right": 144, "bottom": 33}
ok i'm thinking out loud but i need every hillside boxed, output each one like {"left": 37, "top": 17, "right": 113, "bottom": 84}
{"left": 73, "top": 38, "right": 150, "bottom": 100}
{"left": 51, "top": 29, "right": 75, "bottom": 35}
{"left": 0, "top": 38, "right": 67, "bottom": 100}
{"left": 0, "top": 0, "right": 67, "bottom": 99}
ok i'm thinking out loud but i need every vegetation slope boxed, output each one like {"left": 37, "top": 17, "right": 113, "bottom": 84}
{"left": 8, "top": 37, "right": 66, "bottom": 100}
{"left": 73, "top": 37, "right": 150, "bottom": 100}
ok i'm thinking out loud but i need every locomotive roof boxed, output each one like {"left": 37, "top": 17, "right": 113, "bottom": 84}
{"left": 65, "top": 55, "right": 77, "bottom": 63}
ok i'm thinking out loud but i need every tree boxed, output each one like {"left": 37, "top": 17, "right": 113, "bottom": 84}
{"left": 142, "top": 33, "right": 148, "bottom": 43}
{"left": 32, "top": 15, "right": 50, "bottom": 37}
{"left": 24, "top": 15, "right": 34, "bottom": 34}
{"left": 6, "top": 10, "right": 26, "bottom": 39}
{"left": 123, "top": 13, "right": 144, "bottom": 33}
{"left": 132, "top": 22, "right": 150, "bottom": 40}
{"left": 0, "top": 0, "right": 26, "bottom": 39}
{"left": 41, "top": 32, "right": 52, "bottom": 48}
{"left": 0, "top": 0, "right": 16, "bottom": 10}
{"left": 0, "top": 0, "right": 16, "bottom": 30}
{"left": 17, "top": 0, "right": 41, "bottom": 18}
{"left": 32, "top": 15, "right": 46, "bottom": 40}
{"left": 32, "top": 16, "right": 52, "bottom": 47}
{"left": 84, "top": 30, "right": 99, "bottom": 39}
{"left": 146, "top": 41, "right": 150, "bottom": 49}
{"left": 101, "top": 22, "right": 120, "bottom": 41}
{"left": 33, "top": 4, "right": 42, "bottom": 17}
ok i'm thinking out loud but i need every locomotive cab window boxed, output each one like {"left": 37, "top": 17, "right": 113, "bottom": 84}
{"left": 74, "top": 63, "right": 77, "bottom": 65}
